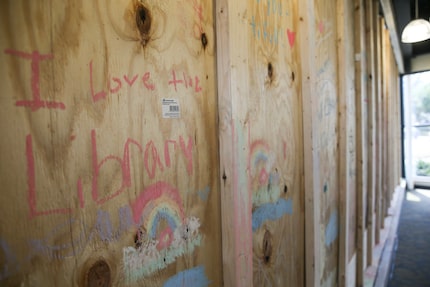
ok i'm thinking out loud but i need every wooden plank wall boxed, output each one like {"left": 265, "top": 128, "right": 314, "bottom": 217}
{"left": 382, "top": 20, "right": 402, "bottom": 210}
{"left": 352, "top": 3, "right": 402, "bottom": 287}
{"left": 0, "top": 0, "right": 403, "bottom": 287}
{"left": 0, "top": 1, "right": 223, "bottom": 286}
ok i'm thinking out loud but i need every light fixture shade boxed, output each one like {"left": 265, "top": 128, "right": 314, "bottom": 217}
{"left": 401, "top": 19, "right": 430, "bottom": 43}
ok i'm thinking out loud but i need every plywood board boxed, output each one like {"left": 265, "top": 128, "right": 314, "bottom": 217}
{"left": 247, "top": 0, "right": 305, "bottom": 286}
{"left": 299, "top": 0, "right": 342, "bottom": 285}
{"left": 217, "top": 0, "right": 305, "bottom": 286}
{"left": 0, "top": 0, "right": 222, "bottom": 286}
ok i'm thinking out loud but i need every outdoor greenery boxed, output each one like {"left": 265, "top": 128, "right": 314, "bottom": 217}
{"left": 413, "top": 81, "right": 430, "bottom": 134}
{"left": 416, "top": 160, "right": 430, "bottom": 176}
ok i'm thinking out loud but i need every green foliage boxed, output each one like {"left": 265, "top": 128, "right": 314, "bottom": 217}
{"left": 416, "top": 160, "right": 430, "bottom": 176}
{"left": 413, "top": 82, "right": 430, "bottom": 124}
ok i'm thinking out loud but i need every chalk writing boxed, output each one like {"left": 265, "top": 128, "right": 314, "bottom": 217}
{"left": 315, "top": 56, "right": 337, "bottom": 153}
{"left": 163, "top": 266, "right": 211, "bottom": 287}
{"left": 168, "top": 70, "right": 202, "bottom": 93}
{"left": 89, "top": 61, "right": 155, "bottom": 103}
{"left": 250, "top": 17, "right": 280, "bottom": 45}
{"left": 250, "top": 0, "right": 295, "bottom": 47}
{"left": 256, "top": 0, "right": 284, "bottom": 17}
{"left": 190, "top": 0, "right": 204, "bottom": 37}
{"left": 25, "top": 130, "right": 194, "bottom": 218}
{"left": 176, "top": 0, "right": 205, "bottom": 39}
{"left": 4, "top": 51, "right": 204, "bottom": 109}
{"left": 4, "top": 49, "right": 66, "bottom": 111}
{"left": 26, "top": 135, "right": 74, "bottom": 217}
{"left": 28, "top": 205, "right": 136, "bottom": 261}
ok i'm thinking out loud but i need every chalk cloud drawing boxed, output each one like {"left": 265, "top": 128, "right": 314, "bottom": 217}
{"left": 325, "top": 210, "right": 338, "bottom": 246}
{"left": 252, "top": 198, "right": 293, "bottom": 232}
{"left": 123, "top": 182, "right": 202, "bottom": 283}
{"left": 249, "top": 140, "right": 293, "bottom": 231}
{"left": 163, "top": 265, "right": 211, "bottom": 287}
{"left": 197, "top": 186, "right": 210, "bottom": 202}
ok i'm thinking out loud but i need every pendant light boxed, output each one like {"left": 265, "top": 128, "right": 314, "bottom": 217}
{"left": 401, "top": 0, "right": 430, "bottom": 43}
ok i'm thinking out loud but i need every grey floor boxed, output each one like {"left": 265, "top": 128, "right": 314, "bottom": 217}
{"left": 387, "top": 189, "right": 430, "bottom": 287}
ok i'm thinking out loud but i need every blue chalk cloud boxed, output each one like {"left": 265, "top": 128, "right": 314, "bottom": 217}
{"left": 252, "top": 198, "right": 293, "bottom": 232}
{"left": 164, "top": 266, "right": 211, "bottom": 287}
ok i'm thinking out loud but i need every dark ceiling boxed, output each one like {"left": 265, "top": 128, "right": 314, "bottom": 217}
{"left": 392, "top": 0, "right": 430, "bottom": 73}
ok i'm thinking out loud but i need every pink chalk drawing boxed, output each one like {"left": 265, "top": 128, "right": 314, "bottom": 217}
{"left": 249, "top": 140, "right": 282, "bottom": 207}
{"left": 123, "top": 182, "right": 202, "bottom": 283}
{"left": 191, "top": 0, "right": 204, "bottom": 37}
{"left": 177, "top": 0, "right": 205, "bottom": 39}
{"left": 318, "top": 20, "right": 325, "bottom": 34}
{"left": 286, "top": 29, "right": 296, "bottom": 48}
{"left": 26, "top": 135, "right": 73, "bottom": 217}
{"left": 248, "top": 135, "right": 294, "bottom": 234}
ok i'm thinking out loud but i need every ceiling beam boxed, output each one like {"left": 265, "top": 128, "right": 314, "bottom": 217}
{"left": 380, "top": 0, "right": 405, "bottom": 73}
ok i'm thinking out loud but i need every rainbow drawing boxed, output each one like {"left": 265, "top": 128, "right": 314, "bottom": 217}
{"left": 249, "top": 140, "right": 281, "bottom": 207}
{"left": 123, "top": 181, "right": 202, "bottom": 283}
{"left": 249, "top": 140, "right": 294, "bottom": 232}
{"left": 130, "top": 181, "right": 185, "bottom": 225}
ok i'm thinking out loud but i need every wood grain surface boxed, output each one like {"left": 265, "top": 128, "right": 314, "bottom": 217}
{"left": 0, "top": 1, "right": 221, "bottom": 286}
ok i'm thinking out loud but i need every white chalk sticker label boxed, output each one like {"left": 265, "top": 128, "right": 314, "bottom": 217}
{"left": 162, "top": 98, "right": 180, "bottom": 119}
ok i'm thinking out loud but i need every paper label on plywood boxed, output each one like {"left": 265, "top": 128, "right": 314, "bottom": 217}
{"left": 162, "top": 98, "right": 180, "bottom": 119}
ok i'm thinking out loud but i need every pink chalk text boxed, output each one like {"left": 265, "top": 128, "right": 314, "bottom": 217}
{"left": 89, "top": 61, "right": 156, "bottom": 103}
{"left": 168, "top": 70, "right": 202, "bottom": 93}
{"left": 26, "top": 129, "right": 194, "bottom": 218}
{"left": 4, "top": 49, "right": 66, "bottom": 111}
